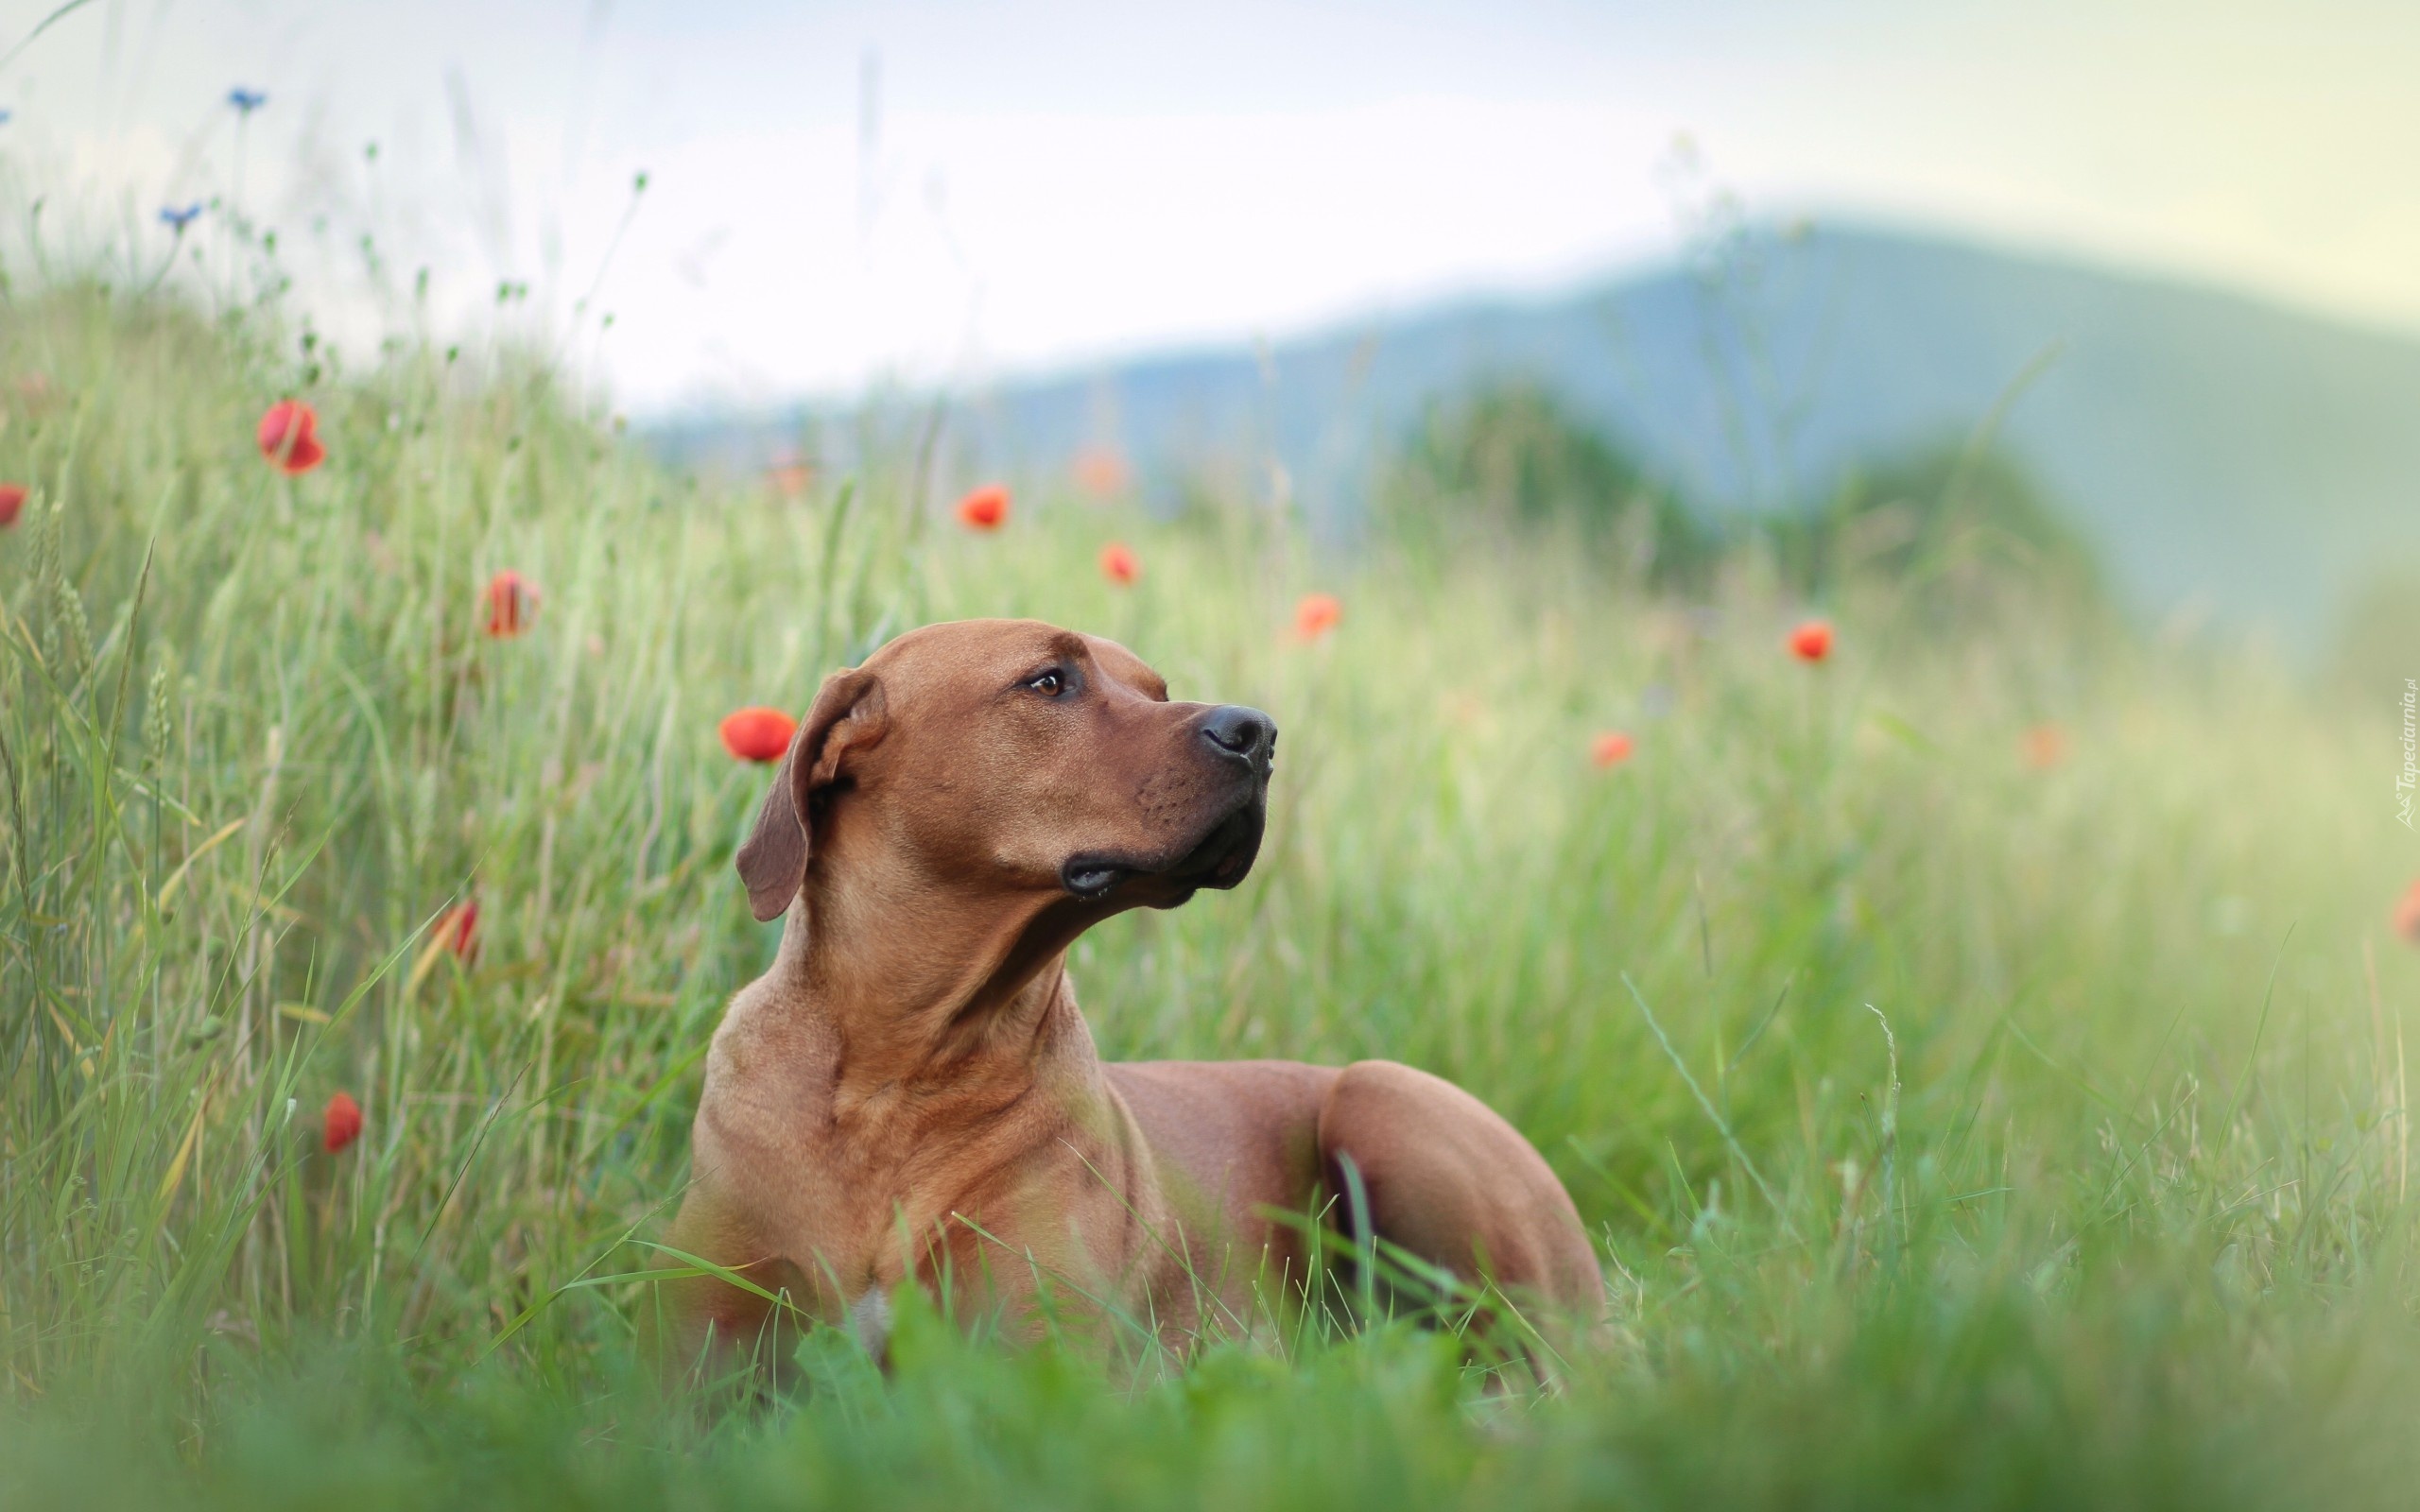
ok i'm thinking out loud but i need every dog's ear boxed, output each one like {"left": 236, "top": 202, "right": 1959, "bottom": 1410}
{"left": 735, "top": 667, "right": 888, "bottom": 921}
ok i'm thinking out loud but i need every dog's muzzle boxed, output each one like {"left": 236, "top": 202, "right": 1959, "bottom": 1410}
{"left": 1060, "top": 704, "right": 1276, "bottom": 902}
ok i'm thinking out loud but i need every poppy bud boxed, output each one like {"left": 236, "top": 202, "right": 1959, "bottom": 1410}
{"left": 1293, "top": 593, "right": 1342, "bottom": 642}
{"left": 256, "top": 400, "right": 326, "bottom": 475}
{"left": 1072, "top": 448, "right": 1129, "bottom": 498}
{"left": 437, "top": 899, "right": 480, "bottom": 963}
{"left": 483, "top": 571, "right": 537, "bottom": 638}
{"left": 323, "top": 1091, "right": 363, "bottom": 1154}
{"left": 720, "top": 707, "right": 798, "bottom": 764}
{"left": 955, "top": 485, "right": 1010, "bottom": 531}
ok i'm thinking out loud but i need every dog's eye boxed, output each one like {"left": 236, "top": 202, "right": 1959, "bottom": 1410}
{"left": 1025, "top": 669, "right": 1065, "bottom": 697}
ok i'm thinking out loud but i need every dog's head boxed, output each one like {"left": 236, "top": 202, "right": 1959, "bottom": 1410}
{"left": 736, "top": 619, "right": 1274, "bottom": 924}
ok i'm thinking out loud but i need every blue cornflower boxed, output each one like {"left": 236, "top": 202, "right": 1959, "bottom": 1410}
{"left": 0, "top": 110, "right": 12, "bottom": 127}
{"left": 228, "top": 88, "right": 267, "bottom": 114}
{"left": 160, "top": 203, "right": 203, "bottom": 232}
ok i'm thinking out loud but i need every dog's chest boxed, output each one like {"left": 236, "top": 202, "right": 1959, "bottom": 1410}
{"left": 722, "top": 1084, "right": 1026, "bottom": 1291}
{"left": 793, "top": 1100, "right": 1014, "bottom": 1248}
{"left": 700, "top": 992, "right": 1154, "bottom": 1321}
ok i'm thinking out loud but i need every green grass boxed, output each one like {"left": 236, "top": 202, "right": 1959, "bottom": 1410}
{"left": 3, "top": 283, "right": 2418, "bottom": 1508}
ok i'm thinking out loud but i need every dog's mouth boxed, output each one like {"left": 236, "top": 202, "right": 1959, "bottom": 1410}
{"left": 1060, "top": 797, "right": 1267, "bottom": 902}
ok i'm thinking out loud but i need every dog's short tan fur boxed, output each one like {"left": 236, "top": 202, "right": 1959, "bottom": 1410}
{"left": 666, "top": 619, "right": 1599, "bottom": 1367}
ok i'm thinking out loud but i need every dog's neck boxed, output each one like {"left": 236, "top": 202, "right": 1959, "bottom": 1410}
{"left": 769, "top": 846, "right": 1108, "bottom": 1107}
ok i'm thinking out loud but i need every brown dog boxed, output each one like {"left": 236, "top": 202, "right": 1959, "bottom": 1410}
{"left": 666, "top": 618, "right": 1599, "bottom": 1370}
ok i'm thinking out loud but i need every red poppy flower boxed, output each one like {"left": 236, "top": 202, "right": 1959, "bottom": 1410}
{"left": 1788, "top": 619, "right": 1833, "bottom": 662}
{"left": 1099, "top": 541, "right": 1140, "bottom": 587}
{"left": 2022, "top": 723, "right": 2067, "bottom": 770}
{"left": 436, "top": 898, "right": 480, "bottom": 963}
{"left": 256, "top": 399, "right": 326, "bottom": 475}
{"left": 1072, "top": 448, "right": 1130, "bottom": 499}
{"left": 767, "top": 461, "right": 812, "bottom": 498}
{"left": 955, "top": 484, "right": 1010, "bottom": 531}
{"left": 1293, "top": 593, "right": 1342, "bottom": 642}
{"left": 720, "top": 706, "right": 798, "bottom": 764}
{"left": 483, "top": 570, "right": 537, "bottom": 638}
{"left": 1591, "top": 730, "right": 1634, "bottom": 768}
{"left": 323, "top": 1091, "right": 363, "bottom": 1154}
{"left": 2396, "top": 881, "right": 2420, "bottom": 946}
{"left": 0, "top": 483, "right": 24, "bottom": 528}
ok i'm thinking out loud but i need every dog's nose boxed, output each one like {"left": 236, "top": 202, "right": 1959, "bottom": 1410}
{"left": 1200, "top": 704, "right": 1276, "bottom": 766}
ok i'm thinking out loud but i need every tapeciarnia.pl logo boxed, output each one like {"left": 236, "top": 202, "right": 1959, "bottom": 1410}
{"left": 2399, "top": 678, "right": 2417, "bottom": 831}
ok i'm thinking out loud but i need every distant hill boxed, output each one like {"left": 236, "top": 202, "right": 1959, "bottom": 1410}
{"left": 655, "top": 227, "right": 2420, "bottom": 652}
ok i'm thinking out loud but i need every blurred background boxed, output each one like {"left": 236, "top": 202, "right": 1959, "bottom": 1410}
{"left": 12, "top": 7, "right": 2420, "bottom": 1502}
{"left": 7, "top": 0, "right": 2418, "bottom": 659}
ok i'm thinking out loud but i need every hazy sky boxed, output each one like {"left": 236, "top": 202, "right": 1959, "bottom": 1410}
{"left": 2, "top": 0, "right": 2413, "bottom": 411}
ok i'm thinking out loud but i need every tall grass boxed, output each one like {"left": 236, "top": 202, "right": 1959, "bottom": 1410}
{"left": 3, "top": 283, "right": 2418, "bottom": 1508}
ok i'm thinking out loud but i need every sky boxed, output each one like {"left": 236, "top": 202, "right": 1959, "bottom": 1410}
{"left": 0, "top": 0, "right": 2413, "bottom": 413}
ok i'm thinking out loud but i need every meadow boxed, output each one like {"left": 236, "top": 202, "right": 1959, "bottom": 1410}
{"left": 3, "top": 278, "right": 2418, "bottom": 1510}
